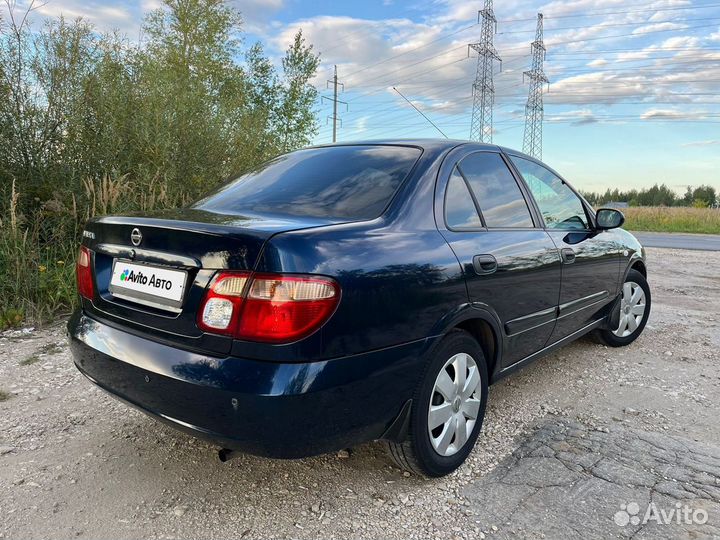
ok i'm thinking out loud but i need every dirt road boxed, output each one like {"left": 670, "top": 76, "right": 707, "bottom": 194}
{"left": 1, "top": 247, "right": 719, "bottom": 539}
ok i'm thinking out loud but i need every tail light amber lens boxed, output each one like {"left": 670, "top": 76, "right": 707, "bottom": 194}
{"left": 197, "top": 272, "right": 340, "bottom": 343}
{"left": 76, "top": 246, "right": 94, "bottom": 300}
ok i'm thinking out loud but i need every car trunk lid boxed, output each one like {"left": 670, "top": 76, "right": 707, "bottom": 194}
{"left": 81, "top": 209, "right": 340, "bottom": 355}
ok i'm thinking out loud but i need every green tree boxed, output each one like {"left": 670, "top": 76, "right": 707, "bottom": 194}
{"left": 690, "top": 185, "right": 716, "bottom": 207}
{"left": 0, "top": 0, "right": 322, "bottom": 325}
{"left": 276, "top": 30, "right": 320, "bottom": 152}
{"left": 237, "top": 42, "right": 282, "bottom": 166}
{"left": 137, "top": 0, "right": 246, "bottom": 198}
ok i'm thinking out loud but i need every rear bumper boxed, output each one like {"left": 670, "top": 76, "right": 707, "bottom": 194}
{"left": 67, "top": 310, "right": 427, "bottom": 458}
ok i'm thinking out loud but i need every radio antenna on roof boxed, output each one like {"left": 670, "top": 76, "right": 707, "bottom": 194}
{"left": 392, "top": 87, "right": 448, "bottom": 139}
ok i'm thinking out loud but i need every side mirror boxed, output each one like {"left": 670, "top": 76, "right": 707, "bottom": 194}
{"left": 596, "top": 208, "right": 625, "bottom": 230}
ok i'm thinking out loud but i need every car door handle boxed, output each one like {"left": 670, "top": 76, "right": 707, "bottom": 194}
{"left": 473, "top": 254, "right": 498, "bottom": 275}
{"left": 560, "top": 248, "right": 576, "bottom": 264}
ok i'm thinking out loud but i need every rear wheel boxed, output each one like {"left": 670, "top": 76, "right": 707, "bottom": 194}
{"left": 596, "top": 269, "right": 651, "bottom": 347}
{"left": 387, "top": 330, "right": 488, "bottom": 477}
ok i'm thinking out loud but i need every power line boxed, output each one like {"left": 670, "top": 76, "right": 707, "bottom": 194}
{"left": 344, "top": 45, "right": 468, "bottom": 90}
{"left": 330, "top": 33, "right": 718, "bottom": 106}
{"left": 340, "top": 72, "right": 720, "bottom": 112}
{"left": 325, "top": 90, "right": 720, "bottom": 136}
{"left": 343, "top": 57, "right": 470, "bottom": 103}
{"left": 333, "top": 118, "right": 720, "bottom": 139}
{"left": 501, "top": 22, "right": 720, "bottom": 52}
{"left": 498, "top": 16, "right": 720, "bottom": 35}
{"left": 498, "top": 2, "right": 720, "bottom": 24}
{"left": 544, "top": 47, "right": 720, "bottom": 56}
{"left": 343, "top": 23, "right": 478, "bottom": 81}
{"left": 339, "top": 116, "right": 720, "bottom": 129}
{"left": 317, "top": 3, "right": 720, "bottom": 75}
{"left": 326, "top": 24, "right": 719, "bottom": 98}
{"left": 382, "top": 55, "right": 720, "bottom": 86}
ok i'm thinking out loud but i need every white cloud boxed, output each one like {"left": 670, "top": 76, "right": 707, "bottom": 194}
{"left": 681, "top": 139, "right": 720, "bottom": 147}
{"left": 587, "top": 58, "right": 607, "bottom": 67}
{"left": 141, "top": 0, "right": 163, "bottom": 11}
{"left": 546, "top": 108, "right": 598, "bottom": 125}
{"left": 535, "top": 0, "right": 629, "bottom": 18}
{"left": 640, "top": 108, "right": 708, "bottom": 120}
{"left": 229, "top": 0, "right": 284, "bottom": 34}
{"left": 34, "top": 1, "right": 134, "bottom": 29}
{"left": 631, "top": 22, "right": 687, "bottom": 35}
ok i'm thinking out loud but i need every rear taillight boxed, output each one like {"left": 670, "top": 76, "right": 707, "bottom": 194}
{"left": 198, "top": 272, "right": 251, "bottom": 334}
{"left": 197, "top": 272, "right": 340, "bottom": 343}
{"left": 76, "top": 246, "right": 94, "bottom": 300}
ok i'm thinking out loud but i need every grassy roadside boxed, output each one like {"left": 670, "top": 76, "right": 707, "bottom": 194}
{"left": 621, "top": 207, "right": 720, "bottom": 235}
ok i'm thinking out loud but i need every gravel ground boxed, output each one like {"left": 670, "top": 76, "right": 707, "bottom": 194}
{"left": 0, "top": 247, "right": 718, "bottom": 540}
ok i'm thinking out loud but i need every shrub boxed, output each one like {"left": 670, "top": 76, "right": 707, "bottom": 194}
{"left": 0, "top": 0, "right": 320, "bottom": 327}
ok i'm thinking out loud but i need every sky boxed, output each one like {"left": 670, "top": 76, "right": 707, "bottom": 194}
{"left": 8, "top": 0, "right": 720, "bottom": 193}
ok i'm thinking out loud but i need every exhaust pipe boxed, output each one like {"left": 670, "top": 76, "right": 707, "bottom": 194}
{"left": 218, "top": 448, "right": 242, "bottom": 462}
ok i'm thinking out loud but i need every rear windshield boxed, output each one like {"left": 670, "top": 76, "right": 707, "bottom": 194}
{"left": 193, "top": 145, "right": 422, "bottom": 220}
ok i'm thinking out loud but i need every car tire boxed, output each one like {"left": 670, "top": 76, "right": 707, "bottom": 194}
{"left": 386, "top": 330, "right": 488, "bottom": 477}
{"left": 596, "top": 269, "right": 651, "bottom": 347}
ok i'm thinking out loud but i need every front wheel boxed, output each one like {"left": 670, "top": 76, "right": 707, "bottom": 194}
{"left": 596, "top": 269, "right": 651, "bottom": 347}
{"left": 386, "top": 330, "right": 488, "bottom": 477}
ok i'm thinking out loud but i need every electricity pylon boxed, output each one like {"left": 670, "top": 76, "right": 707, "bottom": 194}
{"left": 322, "top": 65, "right": 347, "bottom": 142}
{"left": 469, "top": 0, "right": 501, "bottom": 143}
{"left": 522, "top": 13, "right": 549, "bottom": 159}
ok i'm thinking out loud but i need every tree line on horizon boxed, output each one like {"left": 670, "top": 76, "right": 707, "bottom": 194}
{"left": 581, "top": 184, "right": 718, "bottom": 208}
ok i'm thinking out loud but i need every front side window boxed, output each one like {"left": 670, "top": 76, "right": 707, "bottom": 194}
{"left": 194, "top": 145, "right": 422, "bottom": 221}
{"left": 510, "top": 156, "right": 590, "bottom": 230}
{"left": 457, "top": 152, "right": 534, "bottom": 228}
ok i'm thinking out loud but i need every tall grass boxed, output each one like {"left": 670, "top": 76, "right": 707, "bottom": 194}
{"left": 0, "top": 181, "right": 80, "bottom": 327}
{"left": 622, "top": 206, "right": 720, "bottom": 234}
{"left": 0, "top": 176, "right": 182, "bottom": 329}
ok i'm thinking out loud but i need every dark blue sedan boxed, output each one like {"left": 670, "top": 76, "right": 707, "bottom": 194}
{"left": 68, "top": 140, "right": 651, "bottom": 476}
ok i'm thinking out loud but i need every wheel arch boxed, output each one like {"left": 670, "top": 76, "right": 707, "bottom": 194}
{"left": 455, "top": 318, "right": 499, "bottom": 381}
{"left": 620, "top": 253, "right": 647, "bottom": 286}
{"left": 630, "top": 259, "right": 647, "bottom": 278}
{"left": 429, "top": 305, "right": 503, "bottom": 382}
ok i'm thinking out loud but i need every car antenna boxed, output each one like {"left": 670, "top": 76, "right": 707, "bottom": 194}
{"left": 392, "top": 87, "right": 448, "bottom": 139}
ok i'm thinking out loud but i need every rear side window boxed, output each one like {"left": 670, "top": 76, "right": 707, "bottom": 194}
{"left": 457, "top": 153, "right": 534, "bottom": 228}
{"left": 445, "top": 168, "right": 482, "bottom": 229}
{"left": 510, "top": 156, "right": 590, "bottom": 230}
{"left": 194, "top": 145, "right": 422, "bottom": 220}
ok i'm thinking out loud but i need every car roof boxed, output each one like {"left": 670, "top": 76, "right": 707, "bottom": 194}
{"left": 308, "top": 139, "right": 542, "bottom": 165}
{"left": 310, "top": 138, "right": 499, "bottom": 153}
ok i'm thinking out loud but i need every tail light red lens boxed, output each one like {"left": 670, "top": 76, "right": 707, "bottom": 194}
{"left": 239, "top": 274, "right": 340, "bottom": 343}
{"left": 197, "top": 272, "right": 340, "bottom": 343}
{"left": 76, "top": 246, "right": 94, "bottom": 300}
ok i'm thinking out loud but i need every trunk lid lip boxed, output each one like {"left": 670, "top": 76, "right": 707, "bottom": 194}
{"left": 91, "top": 210, "right": 345, "bottom": 235}
{"left": 94, "top": 243, "right": 201, "bottom": 268}
{"left": 91, "top": 216, "right": 262, "bottom": 238}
